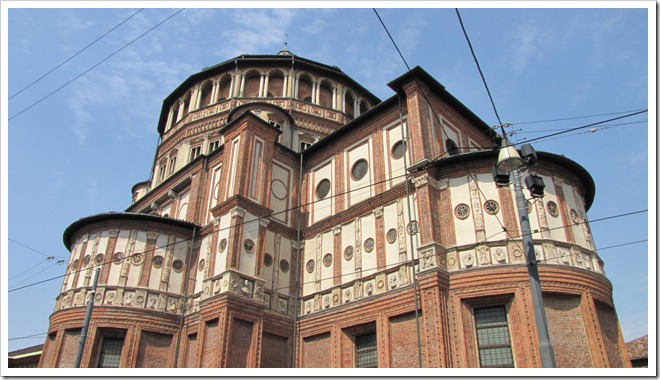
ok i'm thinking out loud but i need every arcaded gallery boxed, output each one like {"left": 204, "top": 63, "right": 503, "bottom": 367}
{"left": 39, "top": 49, "right": 631, "bottom": 368}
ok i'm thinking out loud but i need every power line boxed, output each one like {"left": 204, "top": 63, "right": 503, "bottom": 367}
{"left": 514, "top": 110, "right": 648, "bottom": 145}
{"left": 514, "top": 120, "right": 647, "bottom": 134}
{"left": 510, "top": 109, "right": 648, "bottom": 126}
{"left": 8, "top": 333, "right": 47, "bottom": 342}
{"left": 373, "top": 9, "right": 411, "bottom": 71}
{"left": 8, "top": 8, "right": 185, "bottom": 122}
{"left": 455, "top": 8, "right": 503, "bottom": 126}
{"left": 598, "top": 239, "right": 648, "bottom": 251}
{"left": 9, "top": 258, "right": 52, "bottom": 281}
{"left": 9, "top": 238, "right": 56, "bottom": 259}
{"left": 9, "top": 9, "right": 145, "bottom": 100}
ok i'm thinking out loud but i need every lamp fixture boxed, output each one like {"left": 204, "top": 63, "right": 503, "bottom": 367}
{"left": 496, "top": 142, "right": 523, "bottom": 172}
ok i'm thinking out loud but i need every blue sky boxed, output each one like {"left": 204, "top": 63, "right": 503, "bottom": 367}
{"left": 3, "top": 3, "right": 654, "bottom": 354}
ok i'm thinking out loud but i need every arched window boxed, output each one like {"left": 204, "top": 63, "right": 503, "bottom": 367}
{"left": 269, "top": 70, "right": 285, "bottom": 98}
{"left": 298, "top": 75, "right": 313, "bottom": 102}
{"left": 359, "top": 100, "right": 369, "bottom": 115}
{"left": 344, "top": 91, "right": 355, "bottom": 118}
{"left": 218, "top": 75, "right": 231, "bottom": 100}
{"left": 199, "top": 81, "right": 213, "bottom": 108}
{"left": 243, "top": 71, "right": 261, "bottom": 98}
{"left": 181, "top": 92, "right": 192, "bottom": 116}
{"left": 318, "top": 81, "right": 333, "bottom": 108}
{"left": 446, "top": 138, "right": 459, "bottom": 156}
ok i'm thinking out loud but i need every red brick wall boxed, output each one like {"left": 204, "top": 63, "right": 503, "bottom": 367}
{"left": 595, "top": 302, "right": 625, "bottom": 367}
{"left": 202, "top": 319, "right": 219, "bottom": 368}
{"left": 260, "top": 332, "right": 288, "bottom": 368}
{"left": 226, "top": 318, "right": 253, "bottom": 367}
{"left": 303, "top": 332, "right": 331, "bottom": 368}
{"left": 56, "top": 328, "right": 81, "bottom": 368}
{"left": 543, "top": 294, "right": 593, "bottom": 367}
{"left": 40, "top": 332, "right": 58, "bottom": 367}
{"left": 185, "top": 333, "right": 198, "bottom": 368}
{"left": 389, "top": 312, "right": 420, "bottom": 368}
{"left": 135, "top": 330, "right": 173, "bottom": 368}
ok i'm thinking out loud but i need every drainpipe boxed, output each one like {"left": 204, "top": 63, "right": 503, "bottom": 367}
{"left": 291, "top": 152, "right": 303, "bottom": 367}
{"left": 74, "top": 267, "right": 100, "bottom": 368}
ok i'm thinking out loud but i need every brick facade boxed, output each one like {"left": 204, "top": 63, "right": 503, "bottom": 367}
{"left": 41, "top": 52, "right": 629, "bottom": 369}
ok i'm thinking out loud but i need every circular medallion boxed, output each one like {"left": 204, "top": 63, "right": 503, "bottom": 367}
{"left": 153, "top": 255, "right": 164, "bottom": 268}
{"left": 112, "top": 252, "right": 124, "bottom": 265}
{"left": 386, "top": 228, "right": 398, "bottom": 244}
{"left": 484, "top": 200, "right": 500, "bottom": 215}
{"left": 172, "top": 260, "right": 184, "bottom": 272}
{"left": 455, "top": 204, "right": 470, "bottom": 219}
{"left": 72, "top": 259, "right": 79, "bottom": 271}
{"left": 344, "top": 246, "right": 354, "bottom": 261}
{"left": 280, "top": 259, "right": 289, "bottom": 273}
{"left": 570, "top": 209, "right": 579, "bottom": 223}
{"left": 323, "top": 253, "right": 333, "bottom": 267}
{"left": 351, "top": 159, "right": 369, "bottom": 181}
{"left": 219, "top": 238, "right": 227, "bottom": 253}
{"left": 391, "top": 140, "right": 407, "bottom": 160}
{"left": 131, "top": 253, "right": 143, "bottom": 265}
{"left": 547, "top": 201, "right": 559, "bottom": 217}
{"left": 198, "top": 259, "right": 205, "bottom": 272}
{"left": 364, "top": 238, "right": 374, "bottom": 253}
{"left": 244, "top": 239, "right": 255, "bottom": 253}
{"left": 94, "top": 253, "right": 104, "bottom": 265}
{"left": 83, "top": 255, "right": 91, "bottom": 267}
{"left": 271, "top": 179, "right": 288, "bottom": 200}
{"left": 306, "top": 259, "right": 315, "bottom": 273}
{"left": 316, "top": 179, "right": 331, "bottom": 200}
{"left": 264, "top": 253, "right": 273, "bottom": 267}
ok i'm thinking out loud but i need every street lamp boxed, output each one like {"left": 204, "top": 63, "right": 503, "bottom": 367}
{"left": 495, "top": 138, "right": 556, "bottom": 368}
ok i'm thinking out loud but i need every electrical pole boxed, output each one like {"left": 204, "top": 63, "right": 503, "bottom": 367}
{"left": 74, "top": 267, "right": 100, "bottom": 368}
{"left": 511, "top": 169, "right": 556, "bottom": 367}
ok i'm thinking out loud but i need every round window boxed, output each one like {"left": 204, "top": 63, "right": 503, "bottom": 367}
{"left": 323, "top": 253, "right": 333, "bottom": 267}
{"left": 547, "top": 201, "right": 559, "bottom": 217}
{"left": 280, "top": 259, "right": 290, "bottom": 273}
{"left": 484, "top": 200, "right": 500, "bottom": 215}
{"left": 306, "top": 260, "right": 315, "bottom": 273}
{"left": 172, "top": 260, "right": 184, "bottom": 272}
{"left": 386, "top": 228, "right": 398, "bottom": 244}
{"left": 455, "top": 204, "right": 470, "bottom": 219}
{"left": 264, "top": 253, "right": 273, "bottom": 267}
{"left": 364, "top": 238, "right": 375, "bottom": 253}
{"left": 153, "top": 255, "right": 164, "bottom": 268}
{"left": 351, "top": 159, "right": 369, "bottom": 181}
{"left": 344, "top": 246, "right": 354, "bottom": 261}
{"left": 391, "top": 140, "right": 407, "bottom": 160}
{"left": 570, "top": 209, "right": 579, "bottom": 223}
{"left": 316, "top": 179, "right": 331, "bottom": 199}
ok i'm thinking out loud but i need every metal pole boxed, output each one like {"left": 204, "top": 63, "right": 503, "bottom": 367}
{"left": 511, "top": 169, "right": 556, "bottom": 368}
{"left": 74, "top": 267, "right": 100, "bottom": 368}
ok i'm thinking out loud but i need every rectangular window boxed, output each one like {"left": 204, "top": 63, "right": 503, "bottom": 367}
{"left": 300, "top": 141, "right": 311, "bottom": 151}
{"left": 208, "top": 140, "right": 220, "bottom": 152}
{"left": 158, "top": 163, "right": 167, "bottom": 182}
{"left": 189, "top": 146, "right": 202, "bottom": 162}
{"left": 98, "top": 337, "right": 124, "bottom": 368}
{"left": 355, "top": 333, "right": 378, "bottom": 368}
{"left": 168, "top": 156, "right": 177, "bottom": 175}
{"left": 474, "top": 306, "right": 514, "bottom": 368}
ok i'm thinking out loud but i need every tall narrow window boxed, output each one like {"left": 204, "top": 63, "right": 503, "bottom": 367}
{"left": 189, "top": 146, "right": 202, "bottom": 162}
{"left": 208, "top": 140, "right": 220, "bottom": 152}
{"left": 355, "top": 333, "right": 378, "bottom": 368}
{"left": 98, "top": 337, "right": 124, "bottom": 368}
{"left": 474, "top": 306, "right": 514, "bottom": 368}
{"left": 158, "top": 163, "right": 167, "bottom": 182}
{"left": 168, "top": 156, "right": 177, "bottom": 175}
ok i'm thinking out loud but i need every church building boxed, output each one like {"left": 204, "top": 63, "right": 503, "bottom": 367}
{"left": 38, "top": 49, "right": 631, "bottom": 368}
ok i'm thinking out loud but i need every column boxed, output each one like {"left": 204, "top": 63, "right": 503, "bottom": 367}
{"left": 258, "top": 74, "right": 265, "bottom": 97}
{"left": 263, "top": 74, "right": 270, "bottom": 97}
{"left": 165, "top": 108, "right": 174, "bottom": 131}
{"left": 229, "top": 75, "right": 235, "bottom": 98}
{"left": 176, "top": 100, "right": 185, "bottom": 121}
{"left": 332, "top": 87, "right": 337, "bottom": 109}
{"left": 294, "top": 76, "right": 300, "bottom": 99}
{"left": 210, "top": 80, "right": 218, "bottom": 104}
{"left": 239, "top": 74, "right": 246, "bottom": 97}
{"left": 283, "top": 75, "right": 288, "bottom": 97}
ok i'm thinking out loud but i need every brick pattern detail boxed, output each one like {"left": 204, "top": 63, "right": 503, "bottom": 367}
{"left": 135, "top": 331, "right": 173, "bottom": 368}
{"left": 303, "top": 332, "right": 332, "bottom": 368}
{"left": 226, "top": 319, "right": 253, "bottom": 367}
{"left": 389, "top": 312, "right": 420, "bottom": 367}
{"left": 185, "top": 333, "right": 198, "bottom": 368}
{"left": 202, "top": 319, "right": 219, "bottom": 368}
{"left": 56, "top": 328, "right": 81, "bottom": 368}
{"left": 260, "top": 332, "right": 288, "bottom": 368}
{"left": 595, "top": 302, "right": 625, "bottom": 367}
{"left": 543, "top": 294, "right": 593, "bottom": 367}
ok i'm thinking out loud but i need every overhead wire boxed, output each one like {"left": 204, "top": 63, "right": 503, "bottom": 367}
{"left": 9, "top": 8, "right": 185, "bottom": 121}
{"left": 9, "top": 8, "right": 145, "bottom": 100}
{"left": 510, "top": 108, "right": 648, "bottom": 126}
